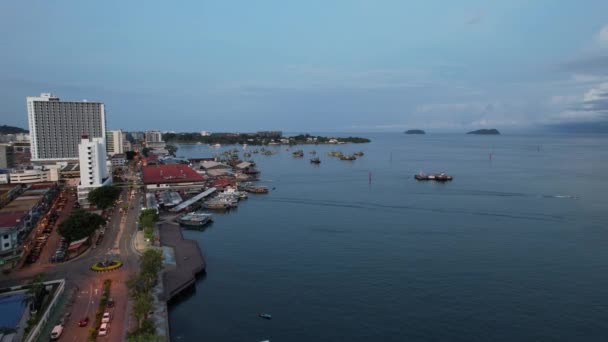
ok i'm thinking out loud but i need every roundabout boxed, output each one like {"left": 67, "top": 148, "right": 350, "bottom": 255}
{"left": 91, "top": 259, "right": 123, "bottom": 272}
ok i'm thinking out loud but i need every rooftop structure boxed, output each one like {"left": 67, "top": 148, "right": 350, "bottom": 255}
{"left": 142, "top": 164, "right": 204, "bottom": 185}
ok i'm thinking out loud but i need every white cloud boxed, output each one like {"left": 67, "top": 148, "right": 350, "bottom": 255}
{"left": 598, "top": 25, "right": 608, "bottom": 46}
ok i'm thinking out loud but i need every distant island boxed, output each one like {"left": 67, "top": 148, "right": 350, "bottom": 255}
{"left": 405, "top": 129, "right": 425, "bottom": 135}
{"left": 0, "top": 125, "right": 28, "bottom": 134}
{"left": 163, "top": 131, "right": 371, "bottom": 145}
{"left": 467, "top": 129, "right": 500, "bottom": 135}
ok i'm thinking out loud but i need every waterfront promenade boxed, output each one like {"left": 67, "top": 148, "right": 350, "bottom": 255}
{"left": 159, "top": 220, "right": 206, "bottom": 301}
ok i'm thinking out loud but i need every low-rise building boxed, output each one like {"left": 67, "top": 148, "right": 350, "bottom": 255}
{"left": 8, "top": 168, "right": 59, "bottom": 184}
{"left": 0, "top": 183, "right": 58, "bottom": 269}
{"left": 111, "top": 153, "right": 127, "bottom": 167}
{"left": 142, "top": 164, "right": 205, "bottom": 191}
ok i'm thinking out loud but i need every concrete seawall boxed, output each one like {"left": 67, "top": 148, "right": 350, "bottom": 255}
{"left": 159, "top": 221, "right": 206, "bottom": 302}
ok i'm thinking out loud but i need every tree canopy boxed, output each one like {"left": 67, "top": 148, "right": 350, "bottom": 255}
{"left": 88, "top": 185, "right": 122, "bottom": 209}
{"left": 58, "top": 209, "right": 105, "bottom": 241}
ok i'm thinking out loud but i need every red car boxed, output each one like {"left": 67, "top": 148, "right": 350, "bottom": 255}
{"left": 78, "top": 317, "right": 89, "bottom": 327}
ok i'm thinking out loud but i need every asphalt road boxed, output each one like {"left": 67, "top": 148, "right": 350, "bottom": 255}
{"left": 1, "top": 186, "right": 143, "bottom": 341}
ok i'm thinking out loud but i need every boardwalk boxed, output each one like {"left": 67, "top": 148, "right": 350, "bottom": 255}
{"left": 159, "top": 221, "right": 206, "bottom": 301}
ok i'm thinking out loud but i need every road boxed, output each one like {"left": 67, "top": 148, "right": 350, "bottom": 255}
{"left": 1, "top": 186, "right": 143, "bottom": 341}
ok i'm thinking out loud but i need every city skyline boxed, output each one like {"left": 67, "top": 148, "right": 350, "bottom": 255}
{"left": 2, "top": 1, "right": 608, "bottom": 132}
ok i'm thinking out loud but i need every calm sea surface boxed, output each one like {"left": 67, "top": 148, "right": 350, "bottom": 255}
{"left": 169, "top": 133, "right": 608, "bottom": 342}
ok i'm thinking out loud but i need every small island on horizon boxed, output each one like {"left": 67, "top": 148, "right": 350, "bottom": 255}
{"left": 405, "top": 129, "right": 425, "bottom": 135}
{"left": 466, "top": 129, "right": 500, "bottom": 135}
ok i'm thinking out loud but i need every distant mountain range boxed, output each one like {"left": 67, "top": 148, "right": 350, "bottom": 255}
{"left": 0, "top": 125, "right": 28, "bottom": 134}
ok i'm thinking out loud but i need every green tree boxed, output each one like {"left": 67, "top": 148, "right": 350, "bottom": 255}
{"left": 87, "top": 185, "right": 122, "bottom": 209}
{"left": 58, "top": 210, "right": 105, "bottom": 241}
{"left": 141, "top": 147, "right": 151, "bottom": 157}
{"left": 132, "top": 293, "right": 153, "bottom": 329}
{"left": 125, "top": 151, "right": 137, "bottom": 160}
{"left": 22, "top": 273, "right": 47, "bottom": 313}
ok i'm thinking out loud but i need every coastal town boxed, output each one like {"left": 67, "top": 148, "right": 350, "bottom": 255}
{"left": 0, "top": 93, "right": 370, "bottom": 341}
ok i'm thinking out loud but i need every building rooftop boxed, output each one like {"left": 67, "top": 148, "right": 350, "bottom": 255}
{"left": 0, "top": 212, "right": 25, "bottom": 230}
{"left": 111, "top": 153, "right": 126, "bottom": 159}
{"left": 200, "top": 161, "right": 230, "bottom": 170}
{"left": 142, "top": 164, "right": 204, "bottom": 185}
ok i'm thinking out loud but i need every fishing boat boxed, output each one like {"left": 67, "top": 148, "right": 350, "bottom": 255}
{"left": 340, "top": 155, "right": 356, "bottom": 161}
{"left": 292, "top": 150, "right": 304, "bottom": 158}
{"left": 353, "top": 151, "right": 364, "bottom": 157}
{"left": 415, "top": 172, "right": 453, "bottom": 181}
{"left": 176, "top": 212, "right": 213, "bottom": 228}
{"left": 258, "top": 313, "right": 272, "bottom": 320}
{"left": 309, "top": 150, "right": 317, "bottom": 155}
{"left": 310, "top": 157, "right": 321, "bottom": 164}
{"left": 239, "top": 185, "right": 269, "bottom": 194}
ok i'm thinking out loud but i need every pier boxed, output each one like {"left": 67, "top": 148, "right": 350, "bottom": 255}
{"left": 159, "top": 221, "right": 206, "bottom": 301}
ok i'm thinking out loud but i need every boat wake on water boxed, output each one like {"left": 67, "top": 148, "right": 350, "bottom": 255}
{"left": 261, "top": 196, "right": 574, "bottom": 223}
{"left": 541, "top": 194, "right": 579, "bottom": 199}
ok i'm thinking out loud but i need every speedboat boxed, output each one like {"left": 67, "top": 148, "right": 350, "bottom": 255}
{"left": 258, "top": 313, "right": 272, "bottom": 319}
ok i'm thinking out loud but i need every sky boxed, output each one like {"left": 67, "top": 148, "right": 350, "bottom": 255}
{"left": 1, "top": 0, "right": 608, "bottom": 133}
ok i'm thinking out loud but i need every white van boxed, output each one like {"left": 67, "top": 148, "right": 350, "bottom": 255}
{"left": 50, "top": 325, "right": 63, "bottom": 340}
{"left": 98, "top": 323, "right": 109, "bottom": 336}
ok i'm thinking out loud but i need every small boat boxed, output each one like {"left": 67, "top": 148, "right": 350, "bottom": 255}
{"left": 309, "top": 150, "right": 317, "bottom": 155}
{"left": 310, "top": 157, "right": 321, "bottom": 164}
{"left": 258, "top": 313, "right": 272, "bottom": 320}
{"left": 210, "top": 143, "right": 221, "bottom": 148}
{"left": 414, "top": 172, "right": 453, "bottom": 181}
{"left": 240, "top": 186, "right": 269, "bottom": 194}
{"left": 339, "top": 155, "right": 356, "bottom": 161}
{"left": 353, "top": 151, "right": 364, "bottom": 157}
{"left": 292, "top": 150, "right": 304, "bottom": 158}
{"left": 177, "top": 212, "right": 213, "bottom": 228}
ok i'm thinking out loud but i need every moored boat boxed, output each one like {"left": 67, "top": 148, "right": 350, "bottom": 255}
{"left": 415, "top": 172, "right": 453, "bottom": 181}
{"left": 310, "top": 157, "right": 321, "bottom": 164}
{"left": 177, "top": 211, "right": 213, "bottom": 228}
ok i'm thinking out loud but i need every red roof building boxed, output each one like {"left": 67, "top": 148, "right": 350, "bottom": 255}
{"left": 142, "top": 164, "right": 205, "bottom": 191}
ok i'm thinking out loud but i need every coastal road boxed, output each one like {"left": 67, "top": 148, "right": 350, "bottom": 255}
{"left": 1, "top": 186, "right": 143, "bottom": 341}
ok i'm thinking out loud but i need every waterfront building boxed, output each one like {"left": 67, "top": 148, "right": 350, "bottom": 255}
{"left": 27, "top": 93, "right": 106, "bottom": 162}
{"left": 77, "top": 136, "right": 111, "bottom": 206}
{"left": 141, "top": 164, "right": 205, "bottom": 191}
{"left": 145, "top": 130, "right": 163, "bottom": 143}
{"left": 106, "top": 129, "right": 124, "bottom": 156}
{"left": 0, "top": 144, "right": 15, "bottom": 169}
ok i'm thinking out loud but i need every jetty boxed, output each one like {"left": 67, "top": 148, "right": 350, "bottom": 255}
{"left": 160, "top": 221, "right": 206, "bottom": 301}
{"left": 169, "top": 187, "right": 217, "bottom": 212}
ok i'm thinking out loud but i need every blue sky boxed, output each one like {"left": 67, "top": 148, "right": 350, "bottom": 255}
{"left": 1, "top": 0, "right": 608, "bottom": 132}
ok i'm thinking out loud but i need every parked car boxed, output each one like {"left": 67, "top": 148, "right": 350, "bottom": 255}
{"left": 102, "top": 312, "right": 111, "bottom": 323}
{"left": 106, "top": 298, "right": 115, "bottom": 308}
{"left": 98, "top": 323, "right": 109, "bottom": 336}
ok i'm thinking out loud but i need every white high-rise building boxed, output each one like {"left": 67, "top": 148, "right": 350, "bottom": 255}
{"left": 145, "top": 130, "right": 163, "bottom": 143}
{"left": 27, "top": 93, "right": 106, "bottom": 162}
{"left": 106, "top": 129, "right": 124, "bottom": 156}
{"left": 77, "top": 136, "right": 111, "bottom": 206}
